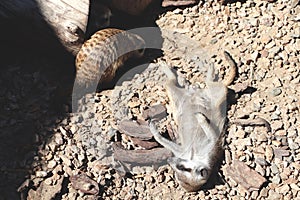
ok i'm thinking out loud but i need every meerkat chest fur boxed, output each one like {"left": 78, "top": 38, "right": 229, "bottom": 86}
{"left": 176, "top": 87, "right": 221, "bottom": 161}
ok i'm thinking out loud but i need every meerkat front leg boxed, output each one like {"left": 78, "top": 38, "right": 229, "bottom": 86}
{"left": 160, "top": 63, "right": 185, "bottom": 119}
{"left": 149, "top": 121, "right": 182, "bottom": 156}
{"left": 195, "top": 113, "right": 219, "bottom": 140}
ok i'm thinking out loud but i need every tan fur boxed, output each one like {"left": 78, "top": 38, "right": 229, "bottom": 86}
{"left": 75, "top": 28, "right": 145, "bottom": 90}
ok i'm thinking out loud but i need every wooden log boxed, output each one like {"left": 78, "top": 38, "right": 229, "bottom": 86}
{"left": 36, "top": 0, "right": 88, "bottom": 55}
{"left": 0, "top": 0, "right": 90, "bottom": 55}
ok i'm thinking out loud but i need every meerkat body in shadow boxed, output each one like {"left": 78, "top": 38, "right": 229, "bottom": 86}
{"left": 74, "top": 28, "right": 145, "bottom": 96}
{"left": 150, "top": 61, "right": 235, "bottom": 192}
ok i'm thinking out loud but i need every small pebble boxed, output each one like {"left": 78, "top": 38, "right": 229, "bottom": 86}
{"left": 289, "top": 142, "right": 299, "bottom": 150}
{"left": 271, "top": 175, "right": 281, "bottom": 184}
{"left": 270, "top": 163, "right": 279, "bottom": 174}
{"left": 47, "top": 160, "right": 57, "bottom": 169}
{"left": 35, "top": 171, "right": 48, "bottom": 178}
{"left": 270, "top": 88, "right": 282, "bottom": 96}
{"left": 255, "top": 157, "right": 268, "bottom": 166}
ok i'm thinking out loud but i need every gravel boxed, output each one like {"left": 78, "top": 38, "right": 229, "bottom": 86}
{"left": 0, "top": 0, "right": 299, "bottom": 199}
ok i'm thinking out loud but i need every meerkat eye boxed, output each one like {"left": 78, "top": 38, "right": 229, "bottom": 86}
{"left": 176, "top": 164, "right": 192, "bottom": 172}
{"left": 196, "top": 168, "right": 208, "bottom": 177}
{"left": 137, "top": 48, "right": 145, "bottom": 55}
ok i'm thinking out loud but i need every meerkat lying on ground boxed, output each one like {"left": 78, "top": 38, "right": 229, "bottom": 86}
{"left": 150, "top": 60, "right": 236, "bottom": 192}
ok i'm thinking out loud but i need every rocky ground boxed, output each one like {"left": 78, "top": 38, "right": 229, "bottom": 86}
{"left": 0, "top": 0, "right": 299, "bottom": 199}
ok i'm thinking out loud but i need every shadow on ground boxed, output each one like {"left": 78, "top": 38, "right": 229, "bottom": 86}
{"left": 0, "top": 1, "right": 212, "bottom": 199}
{"left": 0, "top": 3, "right": 75, "bottom": 198}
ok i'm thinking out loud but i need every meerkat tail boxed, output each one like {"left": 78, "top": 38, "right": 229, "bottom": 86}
{"left": 222, "top": 51, "right": 237, "bottom": 86}
{"left": 160, "top": 62, "right": 176, "bottom": 81}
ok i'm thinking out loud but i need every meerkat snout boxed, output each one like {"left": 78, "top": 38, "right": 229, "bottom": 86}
{"left": 168, "top": 157, "right": 211, "bottom": 192}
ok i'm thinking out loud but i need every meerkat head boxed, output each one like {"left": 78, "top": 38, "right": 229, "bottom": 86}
{"left": 117, "top": 31, "right": 145, "bottom": 58}
{"left": 135, "top": 47, "right": 146, "bottom": 57}
{"left": 129, "top": 34, "right": 146, "bottom": 57}
{"left": 168, "top": 157, "right": 211, "bottom": 192}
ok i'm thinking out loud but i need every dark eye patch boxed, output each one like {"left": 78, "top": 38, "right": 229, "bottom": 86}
{"left": 176, "top": 164, "right": 192, "bottom": 172}
{"left": 196, "top": 168, "right": 208, "bottom": 177}
{"left": 137, "top": 48, "right": 145, "bottom": 54}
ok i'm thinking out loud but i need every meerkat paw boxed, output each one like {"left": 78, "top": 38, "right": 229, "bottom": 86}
{"left": 149, "top": 120, "right": 160, "bottom": 137}
{"left": 160, "top": 62, "right": 176, "bottom": 81}
{"left": 195, "top": 113, "right": 207, "bottom": 123}
{"left": 195, "top": 113, "right": 219, "bottom": 140}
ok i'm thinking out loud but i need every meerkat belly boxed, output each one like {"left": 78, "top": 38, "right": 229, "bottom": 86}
{"left": 178, "top": 114, "right": 212, "bottom": 145}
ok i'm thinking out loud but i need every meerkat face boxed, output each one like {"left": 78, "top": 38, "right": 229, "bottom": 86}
{"left": 135, "top": 47, "right": 145, "bottom": 57}
{"left": 168, "top": 157, "right": 211, "bottom": 192}
{"left": 124, "top": 33, "right": 146, "bottom": 58}
{"left": 131, "top": 34, "right": 146, "bottom": 57}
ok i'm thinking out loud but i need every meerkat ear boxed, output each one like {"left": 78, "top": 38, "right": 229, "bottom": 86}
{"left": 137, "top": 48, "right": 145, "bottom": 55}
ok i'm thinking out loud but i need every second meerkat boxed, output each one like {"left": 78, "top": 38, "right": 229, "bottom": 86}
{"left": 74, "top": 28, "right": 145, "bottom": 95}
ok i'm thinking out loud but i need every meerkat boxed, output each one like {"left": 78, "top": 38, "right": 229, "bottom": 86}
{"left": 73, "top": 28, "right": 145, "bottom": 106}
{"left": 149, "top": 58, "right": 236, "bottom": 192}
